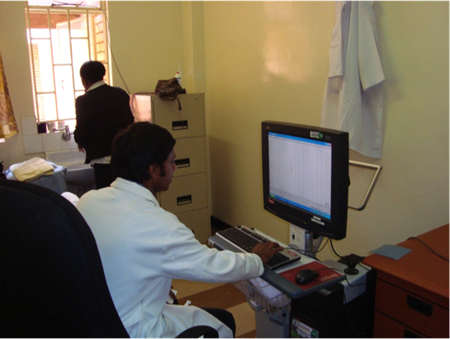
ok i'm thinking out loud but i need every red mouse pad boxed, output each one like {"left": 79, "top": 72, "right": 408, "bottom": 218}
{"left": 279, "top": 261, "right": 343, "bottom": 290}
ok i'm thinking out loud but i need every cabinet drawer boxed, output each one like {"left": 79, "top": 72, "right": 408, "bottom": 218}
{"left": 375, "top": 279, "right": 449, "bottom": 338}
{"left": 159, "top": 173, "right": 207, "bottom": 214}
{"left": 176, "top": 208, "right": 210, "bottom": 244}
{"left": 173, "top": 137, "right": 206, "bottom": 177}
{"left": 152, "top": 93, "right": 205, "bottom": 139}
{"left": 373, "top": 311, "right": 425, "bottom": 338}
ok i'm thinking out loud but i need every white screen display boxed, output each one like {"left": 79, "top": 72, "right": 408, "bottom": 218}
{"left": 268, "top": 131, "right": 332, "bottom": 219}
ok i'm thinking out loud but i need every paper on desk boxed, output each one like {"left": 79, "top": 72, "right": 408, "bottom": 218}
{"left": 370, "top": 244, "right": 411, "bottom": 260}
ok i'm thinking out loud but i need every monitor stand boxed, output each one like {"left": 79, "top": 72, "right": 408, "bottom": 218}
{"left": 290, "top": 225, "right": 324, "bottom": 259}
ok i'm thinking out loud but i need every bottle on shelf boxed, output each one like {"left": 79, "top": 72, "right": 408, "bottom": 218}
{"left": 175, "top": 71, "right": 181, "bottom": 86}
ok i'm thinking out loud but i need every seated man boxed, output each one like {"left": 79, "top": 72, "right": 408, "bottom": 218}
{"left": 76, "top": 122, "right": 282, "bottom": 338}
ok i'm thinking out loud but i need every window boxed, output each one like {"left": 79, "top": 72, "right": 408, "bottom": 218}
{"left": 25, "top": 1, "right": 109, "bottom": 130}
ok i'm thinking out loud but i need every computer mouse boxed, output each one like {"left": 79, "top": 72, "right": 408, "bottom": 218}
{"left": 295, "top": 269, "right": 320, "bottom": 285}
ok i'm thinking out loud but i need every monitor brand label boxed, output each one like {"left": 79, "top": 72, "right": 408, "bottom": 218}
{"left": 310, "top": 131, "right": 323, "bottom": 139}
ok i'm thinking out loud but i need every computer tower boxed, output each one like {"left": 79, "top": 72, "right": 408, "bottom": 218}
{"left": 290, "top": 283, "right": 369, "bottom": 338}
{"left": 255, "top": 308, "right": 290, "bottom": 338}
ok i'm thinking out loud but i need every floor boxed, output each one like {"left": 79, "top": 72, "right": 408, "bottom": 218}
{"left": 172, "top": 280, "right": 257, "bottom": 338}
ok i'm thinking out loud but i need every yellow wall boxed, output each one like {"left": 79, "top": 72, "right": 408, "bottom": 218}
{"left": 0, "top": 2, "right": 35, "bottom": 167}
{"left": 202, "top": 1, "right": 449, "bottom": 260}
{"left": 0, "top": 1, "right": 448, "bottom": 261}
{"left": 107, "top": 1, "right": 184, "bottom": 93}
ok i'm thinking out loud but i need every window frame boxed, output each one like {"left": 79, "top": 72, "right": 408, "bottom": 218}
{"left": 25, "top": 1, "right": 110, "bottom": 126}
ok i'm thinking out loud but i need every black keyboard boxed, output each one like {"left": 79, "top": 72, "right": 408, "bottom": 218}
{"left": 216, "top": 226, "right": 301, "bottom": 269}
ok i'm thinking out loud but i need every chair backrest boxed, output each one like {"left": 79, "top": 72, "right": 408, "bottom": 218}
{"left": 0, "top": 180, "right": 129, "bottom": 338}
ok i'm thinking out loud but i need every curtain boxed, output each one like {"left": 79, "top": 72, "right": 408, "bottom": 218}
{"left": 0, "top": 52, "right": 18, "bottom": 139}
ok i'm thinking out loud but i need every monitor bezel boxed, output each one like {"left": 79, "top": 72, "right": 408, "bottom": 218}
{"left": 262, "top": 121, "right": 349, "bottom": 240}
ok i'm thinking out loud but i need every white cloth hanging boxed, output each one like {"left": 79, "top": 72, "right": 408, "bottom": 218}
{"left": 321, "top": 1, "right": 385, "bottom": 158}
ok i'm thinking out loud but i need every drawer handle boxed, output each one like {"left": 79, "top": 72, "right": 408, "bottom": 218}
{"left": 406, "top": 295, "right": 433, "bottom": 316}
{"left": 172, "top": 120, "right": 188, "bottom": 130}
{"left": 177, "top": 195, "right": 192, "bottom": 205}
{"left": 404, "top": 329, "right": 422, "bottom": 338}
{"left": 175, "top": 158, "right": 190, "bottom": 168}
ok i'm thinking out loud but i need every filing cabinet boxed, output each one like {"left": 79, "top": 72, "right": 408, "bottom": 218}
{"left": 132, "top": 93, "right": 211, "bottom": 243}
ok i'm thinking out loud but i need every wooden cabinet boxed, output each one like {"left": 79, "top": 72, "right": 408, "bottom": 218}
{"left": 363, "top": 224, "right": 449, "bottom": 338}
{"left": 133, "top": 93, "right": 211, "bottom": 243}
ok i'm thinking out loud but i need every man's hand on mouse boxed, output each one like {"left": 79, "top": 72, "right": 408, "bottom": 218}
{"left": 251, "top": 241, "right": 283, "bottom": 264}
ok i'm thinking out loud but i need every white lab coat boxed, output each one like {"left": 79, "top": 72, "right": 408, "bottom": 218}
{"left": 77, "top": 178, "right": 263, "bottom": 338}
{"left": 321, "top": 1, "right": 385, "bottom": 158}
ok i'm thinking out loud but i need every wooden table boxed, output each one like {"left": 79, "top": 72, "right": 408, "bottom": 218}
{"left": 363, "top": 224, "right": 449, "bottom": 338}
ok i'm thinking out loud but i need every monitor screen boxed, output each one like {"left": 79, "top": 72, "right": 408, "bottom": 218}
{"left": 262, "top": 121, "right": 349, "bottom": 240}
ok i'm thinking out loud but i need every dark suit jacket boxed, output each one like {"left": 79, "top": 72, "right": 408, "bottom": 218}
{"left": 74, "top": 84, "right": 134, "bottom": 164}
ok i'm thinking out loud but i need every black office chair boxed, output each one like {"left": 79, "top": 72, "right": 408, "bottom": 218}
{"left": 0, "top": 180, "right": 218, "bottom": 338}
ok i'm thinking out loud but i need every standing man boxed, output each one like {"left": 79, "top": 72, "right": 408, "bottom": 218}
{"left": 76, "top": 122, "right": 283, "bottom": 338}
{"left": 74, "top": 60, "right": 134, "bottom": 188}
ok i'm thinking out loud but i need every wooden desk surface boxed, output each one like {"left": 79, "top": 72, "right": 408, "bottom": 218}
{"left": 363, "top": 224, "right": 449, "bottom": 308}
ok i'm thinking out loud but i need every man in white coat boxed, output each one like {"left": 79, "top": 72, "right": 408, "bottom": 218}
{"left": 76, "top": 122, "right": 282, "bottom": 338}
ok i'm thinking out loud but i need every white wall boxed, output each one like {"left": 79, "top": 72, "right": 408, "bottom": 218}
{"left": 0, "top": 1, "right": 448, "bottom": 262}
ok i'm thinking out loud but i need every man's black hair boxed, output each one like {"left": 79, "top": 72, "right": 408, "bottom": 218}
{"left": 79, "top": 60, "right": 106, "bottom": 84}
{"left": 111, "top": 122, "right": 176, "bottom": 183}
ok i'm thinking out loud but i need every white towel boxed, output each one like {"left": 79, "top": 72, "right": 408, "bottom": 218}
{"left": 321, "top": 1, "right": 385, "bottom": 158}
{"left": 10, "top": 157, "right": 54, "bottom": 182}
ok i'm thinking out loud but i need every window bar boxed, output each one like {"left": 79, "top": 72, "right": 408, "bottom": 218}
{"left": 25, "top": 5, "right": 39, "bottom": 122}
{"left": 47, "top": 8, "right": 58, "bottom": 123}
{"left": 103, "top": 3, "right": 111, "bottom": 78}
{"left": 67, "top": 8, "right": 76, "bottom": 112}
{"left": 85, "top": 9, "right": 92, "bottom": 67}
{"left": 50, "top": 8, "right": 64, "bottom": 123}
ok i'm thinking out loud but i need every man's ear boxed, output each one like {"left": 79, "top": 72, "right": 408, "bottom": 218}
{"left": 149, "top": 164, "right": 160, "bottom": 178}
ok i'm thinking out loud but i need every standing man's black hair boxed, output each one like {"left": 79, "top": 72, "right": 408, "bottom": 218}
{"left": 79, "top": 61, "right": 106, "bottom": 84}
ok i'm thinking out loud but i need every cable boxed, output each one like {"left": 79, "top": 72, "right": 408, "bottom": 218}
{"left": 97, "top": 5, "right": 131, "bottom": 94}
{"left": 343, "top": 276, "right": 366, "bottom": 288}
{"left": 329, "top": 239, "right": 343, "bottom": 259}
{"left": 356, "top": 262, "right": 370, "bottom": 271}
{"left": 106, "top": 36, "right": 131, "bottom": 94}
{"left": 288, "top": 237, "right": 330, "bottom": 257}
{"left": 407, "top": 237, "right": 449, "bottom": 262}
{"left": 316, "top": 237, "right": 330, "bottom": 253}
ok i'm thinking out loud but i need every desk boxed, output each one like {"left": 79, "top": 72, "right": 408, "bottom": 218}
{"left": 363, "top": 224, "right": 449, "bottom": 338}
{"left": 210, "top": 229, "right": 369, "bottom": 337}
{"left": 208, "top": 233, "right": 345, "bottom": 299}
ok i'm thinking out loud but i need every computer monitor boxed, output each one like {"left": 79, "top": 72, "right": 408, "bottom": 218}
{"left": 262, "top": 121, "right": 349, "bottom": 241}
